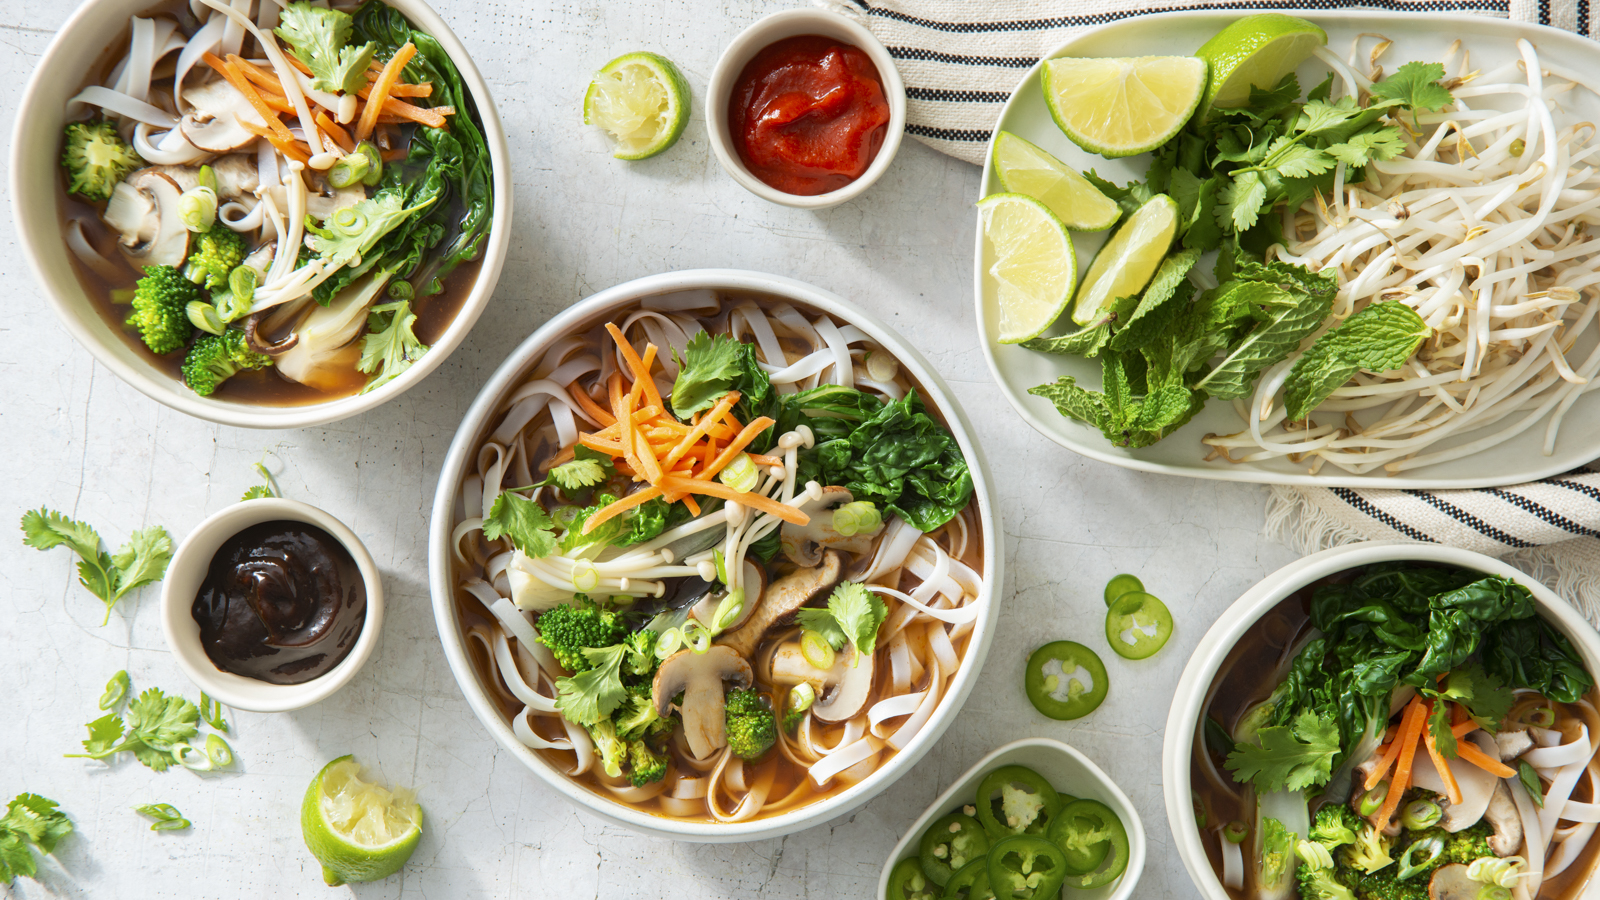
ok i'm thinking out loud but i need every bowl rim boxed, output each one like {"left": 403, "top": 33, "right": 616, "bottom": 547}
{"left": 969, "top": 9, "right": 1600, "bottom": 488}
{"left": 875, "top": 737, "right": 1148, "bottom": 900}
{"left": 705, "top": 7, "right": 907, "bottom": 211}
{"left": 160, "top": 497, "right": 385, "bottom": 713}
{"left": 1159, "top": 539, "right": 1600, "bottom": 900}
{"left": 426, "top": 268, "right": 1003, "bottom": 841}
{"left": 9, "top": 0, "right": 513, "bottom": 430}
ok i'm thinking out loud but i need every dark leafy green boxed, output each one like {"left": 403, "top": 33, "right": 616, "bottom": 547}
{"left": 797, "top": 391, "right": 973, "bottom": 532}
{"left": 316, "top": 1, "right": 492, "bottom": 304}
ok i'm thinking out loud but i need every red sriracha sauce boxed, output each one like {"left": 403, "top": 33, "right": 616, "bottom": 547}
{"left": 728, "top": 35, "right": 891, "bottom": 196}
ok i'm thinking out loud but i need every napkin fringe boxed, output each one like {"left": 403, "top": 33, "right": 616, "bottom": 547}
{"left": 1265, "top": 485, "right": 1600, "bottom": 626}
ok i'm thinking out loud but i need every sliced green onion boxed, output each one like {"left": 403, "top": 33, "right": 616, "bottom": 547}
{"left": 1297, "top": 840, "right": 1334, "bottom": 870}
{"left": 1510, "top": 138, "right": 1526, "bottom": 157}
{"left": 654, "top": 628, "right": 684, "bottom": 660}
{"left": 355, "top": 141, "right": 383, "bottom": 186}
{"left": 682, "top": 621, "right": 712, "bottom": 653}
{"left": 332, "top": 207, "right": 367, "bottom": 233}
{"left": 710, "top": 589, "right": 744, "bottom": 634}
{"left": 171, "top": 742, "right": 214, "bottom": 771}
{"left": 99, "top": 670, "right": 130, "bottom": 711}
{"left": 832, "top": 500, "right": 882, "bottom": 537}
{"left": 788, "top": 682, "right": 816, "bottom": 714}
{"left": 1529, "top": 707, "right": 1556, "bottom": 728}
{"left": 717, "top": 453, "right": 759, "bottom": 493}
{"left": 1400, "top": 798, "right": 1442, "bottom": 830}
{"left": 1223, "top": 821, "right": 1248, "bottom": 844}
{"left": 1520, "top": 760, "right": 1545, "bottom": 807}
{"left": 571, "top": 560, "right": 600, "bottom": 593}
{"left": 713, "top": 548, "right": 728, "bottom": 585}
{"left": 199, "top": 693, "right": 228, "bottom": 732}
{"left": 387, "top": 279, "right": 414, "bottom": 300}
{"left": 197, "top": 164, "right": 217, "bottom": 192}
{"left": 228, "top": 265, "right": 257, "bottom": 308}
{"left": 1478, "top": 887, "right": 1511, "bottom": 900}
{"left": 179, "top": 185, "right": 217, "bottom": 232}
{"left": 800, "top": 630, "right": 835, "bottom": 670}
{"left": 205, "top": 733, "right": 234, "bottom": 768}
{"left": 1397, "top": 835, "right": 1444, "bottom": 881}
{"left": 326, "top": 150, "right": 371, "bottom": 189}
{"left": 187, "top": 301, "right": 225, "bottom": 335}
{"left": 1468, "top": 856, "right": 1527, "bottom": 888}
{"left": 133, "top": 803, "right": 190, "bottom": 831}
{"left": 865, "top": 349, "right": 897, "bottom": 382}
{"left": 1359, "top": 781, "right": 1388, "bottom": 817}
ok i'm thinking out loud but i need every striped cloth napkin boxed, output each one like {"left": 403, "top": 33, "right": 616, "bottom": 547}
{"left": 829, "top": 0, "right": 1596, "bottom": 166}
{"left": 830, "top": 0, "right": 1600, "bottom": 617}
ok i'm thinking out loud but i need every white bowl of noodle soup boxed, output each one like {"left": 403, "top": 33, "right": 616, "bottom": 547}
{"left": 1162, "top": 542, "right": 1600, "bottom": 900}
{"left": 428, "top": 269, "right": 1002, "bottom": 841}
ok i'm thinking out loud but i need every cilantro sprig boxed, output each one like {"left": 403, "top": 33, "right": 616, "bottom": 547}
{"left": 67, "top": 674, "right": 236, "bottom": 774}
{"left": 21, "top": 509, "right": 173, "bottom": 624}
{"left": 795, "top": 582, "right": 887, "bottom": 665}
{"left": 1225, "top": 709, "right": 1342, "bottom": 793}
{"left": 0, "top": 794, "right": 73, "bottom": 884}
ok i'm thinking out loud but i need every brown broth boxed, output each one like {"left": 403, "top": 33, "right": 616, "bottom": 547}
{"left": 57, "top": 0, "right": 486, "bottom": 406}
{"left": 451, "top": 296, "right": 985, "bottom": 822}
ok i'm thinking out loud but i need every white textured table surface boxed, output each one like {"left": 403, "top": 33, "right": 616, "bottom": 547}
{"left": 0, "top": 1, "right": 1300, "bottom": 897}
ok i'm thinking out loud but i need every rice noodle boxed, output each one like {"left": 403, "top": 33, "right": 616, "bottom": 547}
{"left": 66, "top": 219, "right": 129, "bottom": 282}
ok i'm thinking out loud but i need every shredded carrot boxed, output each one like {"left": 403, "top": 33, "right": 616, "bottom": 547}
{"left": 605, "top": 323, "right": 664, "bottom": 411}
{"left": 360, "top": 93, "right": 449, "bottom": 128}
{"left": 682, "top": 495, "right": 702, "bottom": 516}
{"left": 1456, "top": 740, "right": 1517, "bottom": 778}
{"left": 1365, "top": 734, "right": 1404, "bottom": 791}
{"left": 1422, "top": 702, "right": 1464, "bottom": 805}
{"left": 748, "top": 454, "right": 783, "bottom": 468}
{"left": 569, "top": 385, "right": 615, "bottom": 427}
{"left": 663, "top": 391, "right": 741, "bottom": 470}
{"left": 314, "top": 111, "right": 356, "bottom": 153}
{"left": 581, "top": 485, "right": 664, "bottom": 534}
{"left": 356, "top": 42, "right": 415, "bottom": 143}
{"left": 658, "top": 476, "right": 809, "bottom": 525}
{"left": 1451, "top": 719, "right": 1479, "bottom": 738}
{"left": 1381, "top": 700, "right": 1429, "bottom": 825}
{"left": 230, "top": 55, "right": 287, "bottom": 95}
{"left": 203, "top": 53, "right": 293, "bottom": 142}
{"left": 381, "top": 147, "right": 408, "bottom": 162}
{"left": 698, "top": 417, "right": 776, "bottom": 482}
{"left": 1383, "top": 722, "right": 1400, "bottom": 743}
{"left": 236, "top": 118, "right": 311, "bottom": 164}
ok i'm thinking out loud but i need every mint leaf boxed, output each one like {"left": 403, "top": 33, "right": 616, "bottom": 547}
{"left": 796, "top": 607, "right": 848, "bottom": 651}
{"left": 482, "top": 491, "right": 557, "bottom": 558}
{"left": 1193, "top": 286, "right": 1333, "bottom": 400}
{"left": 1021, "top": 323, "right": 1111, "bottom": 358}
{"left": 1370, "top": 61, "right": 1455, "bottom": 113}
{"left": 1029, "top": 377, "right": 1112, "bottom": 433}
{"left": 1110, "top": 248, "right": 1201, "bottom": 353}
{"left": 1225, "top": 709, "right": 1341, "bottom": 792}
{"left": 1282, "top": 301, "right": 1430, "bottom": 419}
{"left": 1234, "top": 259, "right": 1338, "bottom": 301}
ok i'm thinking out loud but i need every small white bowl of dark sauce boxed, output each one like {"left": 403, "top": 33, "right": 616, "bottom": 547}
{"left": 161, "top": 498, "right": 384, "bottom": 713}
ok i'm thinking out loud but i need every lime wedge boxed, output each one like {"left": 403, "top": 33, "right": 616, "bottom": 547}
{"left": 1042, "top": 56, "right": 1206, "bottom": 158}
{"left": 979, "top": 192, "right": 1078, "bottom": 344}
{"left": 992, "top": 132, "right": 1120, "bottom": 232}
{"left": 1072, "top": 194, "right": 1179, "bottom": 327}
{"left": 1195, "top": 14, "right": 1327, "bottom": 117}
{"left": 301, "top": 755, "right": 423, "bottom": 886}
{"left": 584, "top": 52, "right": 690, "bottom": 160}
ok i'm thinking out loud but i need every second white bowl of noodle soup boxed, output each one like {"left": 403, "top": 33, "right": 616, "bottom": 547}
{"left": 428, "top": 269, "right": 1003, "bottom": 841}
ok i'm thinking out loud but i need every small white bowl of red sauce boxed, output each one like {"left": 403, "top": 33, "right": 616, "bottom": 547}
{"left": 160, "top": 497, "right": 384, "bottom": 713}
{"left": 708, "top": 7, "right": 906, "bottom": 209}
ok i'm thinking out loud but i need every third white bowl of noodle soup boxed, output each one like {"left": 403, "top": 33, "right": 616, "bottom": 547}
{"left": 428, "top": 269, "right": 1003, "bottom": 841}
{"left": 1162, "top": 541, "right": 1600, "bottom": 900}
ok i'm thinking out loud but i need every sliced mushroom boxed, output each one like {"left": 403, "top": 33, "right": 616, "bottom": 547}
{"left": 180, "top": 78, "right": 267, "bottom": 153}
{"left": 1484, "top": 780, "right": 1523, "bottom": 857}
{"left": 769, "top": 644, "right": 875, "bottom": 724}
{"left": 1414, "top": 732, "right": 1501, "bottom": 832}
{"left": 690, "top": 561, "right": 767, "bottom": 632}
{"left": 141, "top": 154, "right": 259, "bottom": 200}
{"left": 1495, "top": 729, "right": 1535, "bottom": 763}
{"left": 305, "top": 172, "right": 369, "bottom": 221}
{"left": 716, "top": 550, "right": 842, "bottom": 659}
{"left": 102, "top": 169, "right": 189, "bottom": 268}
{"left": 782, "top": 486, "right": 880, "bottom": 567}
{"left": 652, "top": 645, "right": 752, "bottom": 759}
{"left": 1427, "top": 863, "right": 1477, "bottom": 900}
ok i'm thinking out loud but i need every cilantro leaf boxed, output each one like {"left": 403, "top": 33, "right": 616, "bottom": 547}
{"left": 1225, "top": 709, "right": 1341, "bottom": 792}
{"left": 110, "top": 526, "right": 173, "bottom": 601}
{"left": 796, "top": 607, "right": 848, "bottom": 651}
{"left": 0, "top": 793, "right": 72, "bottom": 882}
{"left": 1325, "top": 128, "right": 1408, "bottom": 167}
{"left": 554, "top": 644, "right": 629, "bottom": 726}
{"left": 242, "top": 459, "right": 281, "bottom": 501}
{"left": 77, "top": 714, "right": 125, "bottom": 757}
{"left": 124, "top": 688, "right": 199, "bottom": 754}
{"left": 1370, "top": 61, "right": 1455, "bottom": 114}
{"left": 1282, "top": 300, "right": 1431, "bottom": 420}
{"left": 1428, "top": 696, "right": 1459, "bottom": 758}
{"left": 273, "top": 2, "right": 377, "bottom": 94}
{"left": 357, "top": 300, "right": 430, "bottom": 393}
{"left": 1220, "top": 171, "right": 1268, "bottom": 232}
{"left": 22, "top": 509, "right": 172, "bottom": 623}
{"left": 19, "top": 508, "right": 100, "bottom": 559}
{"left": 1427, "top": 665, "right": 1515, "bottom": 742}
{"left": 670, "top": 332, "right": 748, "bottom": 418}
{"left": 304, "top": 190, "right": 433, "bottom": 270}
{"left": 482, "top": 491, "right": 557, "bottom": 558}
{"left": 827, "top": 582, "right": 887, "bottom": 662}
{"left": 545, "top": 458, "right": 609, "bottom": 491}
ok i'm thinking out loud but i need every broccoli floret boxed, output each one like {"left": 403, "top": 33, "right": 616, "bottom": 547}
{"left": 181, "top": 329, "right": 271, "bottom": 396}
{"left": 588, "top": 720, "right": 628, "bottom": 779}
{"left": 536, "top": 596, "right": 628, "bottom": 673}
{"left": 1343, "top": 819, "right": 1396, "bottom": 874}
{"left": 1298, "top": 863, "right": 1358, "bottom": 900}
{"left": 724, "top": 688, "right": 777, "bottom": 760}
{"left": 627, "top": 740, "right": 668, "bottom": 787}
{"left": 624, "top": 629, "right": 658, "bottom": 678}
{"left": 1436, "top": 825, "right": 1495, "bottom": 867}
{"left": 615, "top": 683, "right": 672, "bottom": 739}
{"left": 61, "top": 120, "right": 143, "bottom": 201}
{"left": 184, "top": 229, "right": 247, "bottom": 290}
{"left": 126, "top": 265, "right": 202, "bottom": 355}
{"left": 1348, "top": 864, "right": 1429, "bottom": 900}
{"left": 783, "top": 705, "right": 806, "bottom": 735}
{"left": 1312, "top": 805, "right": 1361, "bottom": 851}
